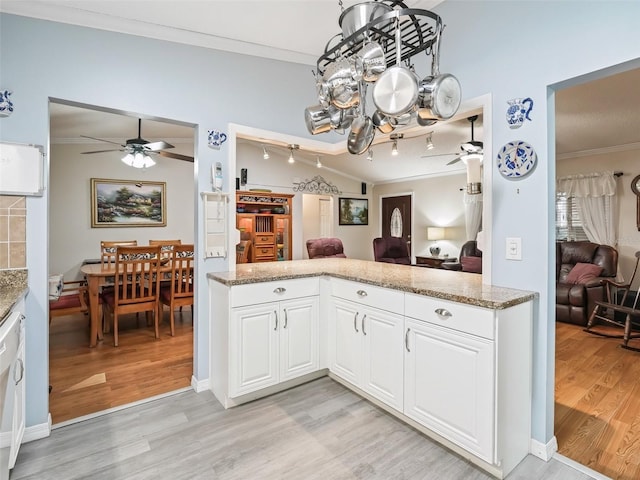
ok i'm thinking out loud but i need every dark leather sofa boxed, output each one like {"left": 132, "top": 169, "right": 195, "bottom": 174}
{"left": 556, "top": 241, "right": 618, "bottom": 326}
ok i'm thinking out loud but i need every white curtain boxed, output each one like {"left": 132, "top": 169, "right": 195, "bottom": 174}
{"left": 463, "top": 193, "right": 483, "bottom": 241}
{"left": 556, "top": 171, "right": 617, "bottom": 246}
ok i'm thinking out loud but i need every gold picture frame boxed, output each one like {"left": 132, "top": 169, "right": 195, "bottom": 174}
{"left": 90, "top": 178, "right": 166, "bottom": 228}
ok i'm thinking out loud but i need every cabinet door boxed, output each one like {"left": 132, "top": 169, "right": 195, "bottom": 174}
{"left": 361, "top": 308, "right": 404, "bottom": 412}
{"left": 279, "top": 297, "right": 319, "bottom": 382}
{"left": 8, "top": 336, "right": 25, "bottom": 470}
{"left": 404, "top": 318, "right": 495, "bottom": 462}
{"left": 230, "top": 303, "right": 279, "bottom": 396}
{"left": 329, "top": 298, "right": 362, "bottom": 385}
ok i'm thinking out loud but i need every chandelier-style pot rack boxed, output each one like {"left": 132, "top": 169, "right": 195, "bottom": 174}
{"left": 306, "top": 0, "right": 462, "bottom": 156}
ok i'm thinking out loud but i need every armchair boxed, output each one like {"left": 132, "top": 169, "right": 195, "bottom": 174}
{"left": 306, "top": 238, "right": 346, "bottom": 259}
{"left": 556, "top": 241, "right": 618, "bottom": 326}
{"left": 442, "top": 240, "right": 482, "bottom": 273}
{"left": 373, "top": 237, "right": 411, "bottom": 265}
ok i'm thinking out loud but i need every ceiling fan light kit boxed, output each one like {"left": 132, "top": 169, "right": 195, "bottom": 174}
{"left": 305, "top": 0, "right": 461, "bottom": 154}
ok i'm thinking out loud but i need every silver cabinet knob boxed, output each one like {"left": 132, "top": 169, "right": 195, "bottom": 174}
{"left": 356, "top": 290, "right": 368, "bottom": 297}
{"left": 273, "top": 287, "right": 286, "bottom": 294}
{"left": 435, "top": 308, "right": 452, "bottom": 319}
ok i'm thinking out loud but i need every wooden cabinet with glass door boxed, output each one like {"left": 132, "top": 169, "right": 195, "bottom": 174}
{"left": 236, "top": 191, "right": 293, "bottom": 263}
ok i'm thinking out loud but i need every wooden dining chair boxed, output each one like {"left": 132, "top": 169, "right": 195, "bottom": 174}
{"left": 49, "top": 280, "right": 89, "bottom": 324}
{"left": 149, "top": 239, "right": 182, "bottom": 261}
{"left": 101, "top": 245, "right": 162, "bottom": 346}
{"left": 100, "top": 240, "right": 138, "bottom": 266}
{"left": 159, "top": 244, "right": 195, "bottom": 337}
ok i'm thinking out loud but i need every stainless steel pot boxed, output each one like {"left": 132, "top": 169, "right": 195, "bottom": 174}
{"left": 305, "top": 104, "right": 332, "bottom": 135}
{"left": 372, "top": 19, "right": 418, "bottom": 117}
{"left": 371, "top": 109, "right": 396, "bottom": 134}
{"left": 416, "top": 24, "right": 461, "bottom": 121}
{"left": 417, "top": 73, "right": 461, "bottom": 121}
{"left": 353, "top": 40, "right": 386, "bottom": 82}
{"left": 348, "top": 82, "right": 375, "bottom": 155}
{"left": 323, "top": 58, "right": 360, "bottom": 109}
{"left": 339, "top": 2, "right": 392, "bottom": 43}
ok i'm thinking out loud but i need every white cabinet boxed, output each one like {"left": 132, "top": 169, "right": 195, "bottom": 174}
{"left": 211, "top": 277, "right": 322, "bottom": 408}
{"left": 404, "top": 294, "right": 532, "bottom": 474}
{"left": 404, "top": 317, "right": 494, "bottom": 461}
{"left": 329, "top": 279, "right": 404, "bottom": 412}
{"left": 229, "top": 296, "right": 319, "bottom": 397}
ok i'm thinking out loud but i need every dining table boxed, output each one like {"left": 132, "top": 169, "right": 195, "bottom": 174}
{"left": 80, "top": 261, "right": 171, "bottom": 347}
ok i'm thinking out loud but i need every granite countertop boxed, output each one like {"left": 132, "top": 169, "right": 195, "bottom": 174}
{"left": 208, "top": 259, "right": 537, "bottom": 310}
{"left": 0, "top": 269, "right": 28, "bottom": 325}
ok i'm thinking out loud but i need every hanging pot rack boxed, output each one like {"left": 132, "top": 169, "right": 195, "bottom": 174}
{"left": 316, "top": 1, "right": 442, "bottom": 76}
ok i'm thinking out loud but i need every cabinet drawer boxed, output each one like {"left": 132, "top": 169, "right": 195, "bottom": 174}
{"left": 405, "top": 294, "right": 495, "bottom": 340}
{"left": 254, "top": 245, "right": 275, "bottom": 258}
{"left": 254, "top": 234, "right": 274, "bottom": 245}
{"left": 231, "top": 277, "right": 320, "bottom": 307}
{"left": 330, "top": 278, "right": 404, "bottom": 314}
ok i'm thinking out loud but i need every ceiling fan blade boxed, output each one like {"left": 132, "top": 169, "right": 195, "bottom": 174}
{"left": 143, "top": 141, "right": 174, "bottom": 151}
{"left": 447, "top": 157, "right": 462, "bottom": 165}
{"left": 81, "top": 148, "right": 123, "bottom": 154}
{"left": 420, "top": 152, "right": 459, "bottom": 159}
{"left": 80, "top": 135, "right": 125, "bottom": 147}
{"left": 156, "top": 150, "right": 194, "bottom": 162}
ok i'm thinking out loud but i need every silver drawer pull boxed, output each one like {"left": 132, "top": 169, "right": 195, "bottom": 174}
{"left": 405, "top": 328, "right": 411, "bottom": 352}
{"left": 354, "top": 312, "right": 359, "bottom": 333}
{"left": 274, "top": 310, "right": 278, "bottom": 330}
{"left": 273, "top": 287, "right": 286, "bottom": 294}
{"left": 435, "top": 308, "right": 452, "bottom": 318}
{"left": 14, "top": 358, "right": 24, "bottom": 385}
{"left": 356, "top": 290, "right": 368, "bottom": 297}
{"left": 362, "top": 314, "right": 367, "bottom": 336}
{"left": 283, "top": 309, "right": 288, "bottom": 329}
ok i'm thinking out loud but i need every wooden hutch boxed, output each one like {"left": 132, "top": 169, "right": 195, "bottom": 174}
{"left": 236, "top": 191, "right": 294, "bottom": 263}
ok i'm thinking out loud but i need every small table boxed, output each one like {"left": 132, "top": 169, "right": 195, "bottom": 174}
{"left": 415, "top": 256, "right": 457, "bottom": 269}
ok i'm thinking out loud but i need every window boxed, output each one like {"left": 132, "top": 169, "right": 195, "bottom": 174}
{"left": 555, "top": 194, "right": 588, "bottom": 241}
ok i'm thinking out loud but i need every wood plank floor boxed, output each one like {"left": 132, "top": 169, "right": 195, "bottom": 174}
{"left": 49, "top": 308, "right": 193, "bottom": 424}
{"left": 15, "top": 377, "right": 596, "bottom": 480}
{"left": 555, "top": 321, "right": 640, "bottom": 480}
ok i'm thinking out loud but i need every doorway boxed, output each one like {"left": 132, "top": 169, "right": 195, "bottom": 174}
{"left": 553, "top": 66, "right": 640, "bottom": 478}
{"left": 302, "top": 194, "right": 334, "bottom": 257}
{"left": 47, "top": 100, "right": 197, "bottom": 424}
{"left": 380, "top": 194, "right": 413, "bottom": 257}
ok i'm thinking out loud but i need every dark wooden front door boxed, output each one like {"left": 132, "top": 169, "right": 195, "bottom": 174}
{"left": 381, "top": 194, "right": 412, "bottom": 252}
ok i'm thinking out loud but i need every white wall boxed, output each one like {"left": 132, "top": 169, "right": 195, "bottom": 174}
{"left": 50, "top": 143, "right": 194, "bottom": 280}
{"left": 2, "top": 1, "right": 640, "bottom": 454}
{"left": 372, "top": 173, "right": 468, "bottom": 260}
{"left": 557, "top": 150, "right": 640, "bottom": 288}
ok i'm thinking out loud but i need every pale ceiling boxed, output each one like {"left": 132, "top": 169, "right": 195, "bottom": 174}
{"left": 8, "top": 1, "right": 638, "bottom": 183}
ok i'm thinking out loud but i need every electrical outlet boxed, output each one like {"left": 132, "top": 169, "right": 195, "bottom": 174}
{"left": 506, "top": 237, "right": 522, "bottom": 260}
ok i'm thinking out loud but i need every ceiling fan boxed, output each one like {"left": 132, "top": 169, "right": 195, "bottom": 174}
{"left": 81, "top": 118, "right": 194, "bottom": 162}
{"left": 421, "top": 115, "right": 483, "bottom": 165}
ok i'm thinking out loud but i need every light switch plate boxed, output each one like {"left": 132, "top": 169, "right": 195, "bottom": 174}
{"left": 506, "top": 237, "right": 522, "bottom": 260}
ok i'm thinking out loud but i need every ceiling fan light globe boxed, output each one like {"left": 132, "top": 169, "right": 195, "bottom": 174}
{"left": 121, "top": 153, "right": 134, "bottom": 166}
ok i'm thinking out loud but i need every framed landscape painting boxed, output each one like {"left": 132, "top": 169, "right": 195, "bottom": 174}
{"left": 339, "top": 197, "right": 368, "bottom": 225}
{"left": 91, "top": 178, "right": 166, "bottom": 227}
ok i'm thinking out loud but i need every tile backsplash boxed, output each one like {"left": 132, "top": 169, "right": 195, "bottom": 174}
{"left": 0, "top": 195, "right": 26, "bottom": 269}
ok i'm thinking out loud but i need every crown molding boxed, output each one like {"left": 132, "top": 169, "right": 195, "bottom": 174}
{"left": 557, "top": 141, "right": 640, "bottom": 160}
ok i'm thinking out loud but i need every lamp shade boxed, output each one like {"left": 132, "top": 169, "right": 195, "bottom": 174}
{"left": 427, "top": 227, "right": 445, "bottom": 240}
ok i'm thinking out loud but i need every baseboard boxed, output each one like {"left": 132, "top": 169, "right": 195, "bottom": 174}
{"left": 22, "top": 414, "right": 52, "bottom": 443}
{"left": 191, "top": 375, "right": 209, "bottom": 393}
{"left": 530, "top": 436, "right": 558, "bottom": 461}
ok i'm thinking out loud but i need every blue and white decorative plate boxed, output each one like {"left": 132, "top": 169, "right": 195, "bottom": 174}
{"left": 496, "top": 140, "right": 537, "bottom": 178}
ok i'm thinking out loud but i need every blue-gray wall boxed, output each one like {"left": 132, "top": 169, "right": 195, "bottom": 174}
{"left": 1, "top": 1, "right": 640, "bottom": 450}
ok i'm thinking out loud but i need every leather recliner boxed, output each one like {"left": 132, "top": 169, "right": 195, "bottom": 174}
{"left": 556, "top": 241, "right": 618, "bottom": 326}
{"left": 373, "top": 237, "right": 411, "bottom": 265}
{"left": 306, "top": 238, "right": 347, "bottom": 259}
{"left": 441, "top": 240, "right": 482, "bottom": 273}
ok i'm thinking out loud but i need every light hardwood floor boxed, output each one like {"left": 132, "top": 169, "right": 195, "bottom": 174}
{"left": 16, "top": 377, "right": 596, "bottom": 480}
{"left": 556, "top": 321, "right": 640, "bottom": 480}
{"left": 49, "top": 308, "right": 193, "bottom": 424}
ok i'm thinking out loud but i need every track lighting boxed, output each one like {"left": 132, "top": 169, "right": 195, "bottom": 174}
{"left": 288, "top": 144, "right": 299, "bottom": 164}
{"left": 391, "top": 140, "right": 398, "bottom": 156}
{"left": 366, "top": 149, "right": 373, "bottom": 162}
{"left": 262, "top": 146, "right": 270, "bottom": 160}
{"left": 316, "top": 156, "right": 322, "bottom": 168}
{"left": 426, "top": 132, "right": 434, "bottom": 150}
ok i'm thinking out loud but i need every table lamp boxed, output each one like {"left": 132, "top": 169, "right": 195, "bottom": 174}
{"left": 427, "top": 227, "right": 445, "bottom": 256}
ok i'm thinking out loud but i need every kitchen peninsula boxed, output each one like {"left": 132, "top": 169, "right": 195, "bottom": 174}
{"left": 208, "top": 259, "right": 536, "bottom": 478}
